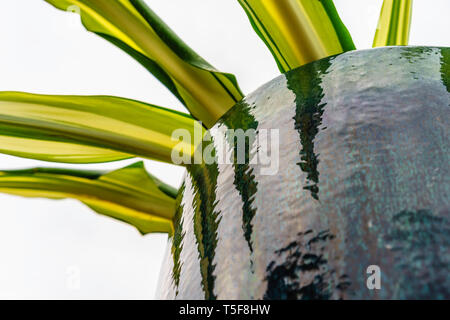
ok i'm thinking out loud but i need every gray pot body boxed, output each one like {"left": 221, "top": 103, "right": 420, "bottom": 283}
{"left": 157, "top": 47, "right": 450, "bottom": 300}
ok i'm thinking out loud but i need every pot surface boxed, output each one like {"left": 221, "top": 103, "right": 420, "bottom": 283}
{"left": 157, "top": 46, "right": 450, "bottom": 300}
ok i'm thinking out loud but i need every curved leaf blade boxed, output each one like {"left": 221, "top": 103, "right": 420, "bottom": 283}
{"left": 0, "top": 91, "right": 201, "bottom": 164}
{"left": 0, "top": 161, "right": 176, "bottom": 234}
{"left": 373, "top": 0, "right": 413, "bottom": 47}
{"left": 238, "top": 0, "right": 356, "bottom": 73}
{"left": 45, "top": 0, "right": 243, "bottom": 127}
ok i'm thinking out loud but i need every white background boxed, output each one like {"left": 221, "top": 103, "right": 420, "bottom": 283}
{"left": 0, "top": 0, "right": 448, "bottom": 299}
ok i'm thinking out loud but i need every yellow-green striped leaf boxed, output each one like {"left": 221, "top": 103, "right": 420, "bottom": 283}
{"left": 45, "top": 0, "right": 243, "bottom": 127}
{"left": 0, "top": 91, "right": 202, "bottom": 164}
{"left": 0, "top": 161, "right": 177, "bottom": 234}
{"left": 373, "top": 0, "right": 413, "bottom": 47}
{"left": 238, "top": 0, "right": 355, "bottom": 73}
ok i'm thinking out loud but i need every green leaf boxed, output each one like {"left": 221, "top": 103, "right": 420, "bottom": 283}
{"left": 44, "top": 0, "right": 243, "bottom": 127}
{"left": 238, "top": 0, "right": 355, "bottom": 73}
{"left": 0, "top": 91, "right": 202, "bottom": 164}
{"left": 373, "top": 0, "right": 413, "bottom": 47}
{"left": 0, "top": 161, "right": 177, "bottom": 234}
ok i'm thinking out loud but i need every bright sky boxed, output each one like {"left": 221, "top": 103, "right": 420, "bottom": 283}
{"left": 0, "top": 0, "right": 448, "bottom": 299}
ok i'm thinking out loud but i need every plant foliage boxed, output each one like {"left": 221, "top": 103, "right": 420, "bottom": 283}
{"left": 0, "top": 0, "right": 421, "bottom": 233}
{"left": 373, "top": 0, "right": 413, "bottom": 47}
{"left": 0, "top": 161, "right": 176, "bottom": 234}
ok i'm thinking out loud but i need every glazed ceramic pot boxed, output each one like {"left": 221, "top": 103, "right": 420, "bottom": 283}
{"left": 157, "top": 46, "right": 450, "bottom": 300}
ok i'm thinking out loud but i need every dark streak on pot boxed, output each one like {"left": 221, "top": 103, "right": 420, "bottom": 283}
{"left": 221, "top": 101, "right": 259, "bottom": 253}
{"left": 171, "top": 182, "right": 185, "bottom": 296}
{"left": 264, "top": 229, "right": 351, "bottom": 299}
{"left": 441, "top": 47, "right": 450, "bottom": 92}
{"left": 188, "top": 151, "right": 221, "bottom": 300}
{"left": 287, "top": 58, "right": 333, "bottom": 201}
